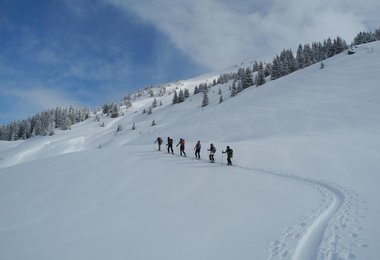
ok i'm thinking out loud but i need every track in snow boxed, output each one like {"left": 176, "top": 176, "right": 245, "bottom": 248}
{"left": 161, "top": 151, "right": 367, "bottom": 259}
{"left": 232, "top": 166, "right": 367, "bottom": 260}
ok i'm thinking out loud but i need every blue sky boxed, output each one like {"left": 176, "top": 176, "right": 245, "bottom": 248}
{"left": 1, "top": 0, "right": 379, "bottom": 124}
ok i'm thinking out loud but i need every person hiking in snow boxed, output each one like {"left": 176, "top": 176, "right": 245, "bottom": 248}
{"left": 154, "top": 137, "right": 163, "bottom": 151}
{"left": 194, "top": 140, "right": 201, "bottom": 159}
{"left": 207, "top": 143, "right": 216, "bottom": 163}
{"left": 167, "top": 137, "right": 174, "bottom": 154}
{"left": 176, "top": 138, "right": 186, "bottom": 157}
{"left": 222, "top": 146, "right": 233, "bottom": 166}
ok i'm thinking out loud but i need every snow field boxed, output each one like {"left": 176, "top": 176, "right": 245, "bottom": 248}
{"left": 0, "top": 145, "right": 322, "bottom": 260}
{"left": 1, "top": 41, "right": 380, "bottom": 259}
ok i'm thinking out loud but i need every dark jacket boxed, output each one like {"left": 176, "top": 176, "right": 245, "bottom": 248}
{"left": 208, "top": 145, "right": 216, "bottom": 154}
{"left": 223, "top": 147, "right": 233, "bottom": 157}
{"left": 155, "top": 137, "right": 163, "bottom": 144}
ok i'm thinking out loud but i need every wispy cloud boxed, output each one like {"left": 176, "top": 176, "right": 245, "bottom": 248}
{"left": 105, "top": 0, "right": 379, "bottom": 69}
{"left": 6, "top": 87, "right": 77, "bottom": 110}
{"left": 0, "top": 84, "right": 81, "bottom": 123}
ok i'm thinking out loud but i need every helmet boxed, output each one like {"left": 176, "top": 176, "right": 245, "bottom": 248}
{"left": 227, "top": 146, "right": 230, "bottom": 149}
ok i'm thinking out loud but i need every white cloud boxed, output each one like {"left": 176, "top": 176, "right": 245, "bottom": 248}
{"left": 8, "top": 87, "right": 76, "bottom": 109}
{"left": 0, "top": 85, "right": 80, "bottom": 123}
{"left": 104, "top": 0, "right": 380, "bottom": 70}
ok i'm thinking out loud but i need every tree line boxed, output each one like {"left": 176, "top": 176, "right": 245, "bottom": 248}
{"left": 0, "top": 107, "right": 90, "bottom": 141}
{"left": 210, "top": 29, "right": 380, "bottom": 98}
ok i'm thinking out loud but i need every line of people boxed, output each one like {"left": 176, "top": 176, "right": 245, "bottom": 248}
{"left": 155, "top": 137, "right": 233, "bottom": 166}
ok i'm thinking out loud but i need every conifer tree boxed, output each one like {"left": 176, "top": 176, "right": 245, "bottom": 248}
{"left": 375, "top": 28, "right": 380, "bottom": 40}
{"left": 172, "top": 91, "right": 178, "bottom": 104}
{"left": 286, "top": 49, "right": 297, "bottom": 73}
{"left": 264, "top": 63, "right": 272, "bottom": 77}
{"left": 333, "top": 36, "right": 346, "bottom": 54}
{"left": 252, "top": 61, "right": 259, "bottom": 72}
{"left": 242, "top": 68, "right": 253, "bottom": 89}
{"left": 147, "top": 107, "right": 152, "bottom": 115}
{"left": 303, "top": 44, "right": 313, "bottom": 67}
{"left": 326, "top": 38, "right": 334, "bottom": 58}
{"left": 296, "top": 44, "right": 304, "bottom": 69}
{"left": 255, "top": 69, "right": 266, "bottom": 86}
{"left": 201, "top": 91, "right": 209, "bottom": 107}
{"left": 152, "top": 98, "right": 157, "bottom": 108}
{"left": 184, "top": 88, "right": 190, "bottom": 98}
{"left": 230, "top": 81, "right": 238, "bottom": 97}
{"left": 237, "top": 80, "right": 243, "bottom": 93}
{"left": 271, "top": 56, "right": 282, "bottom": 80}
{"left": 69, "top": 106, "right": 76, "bottom": 124}
{"left": 177, "top": 89, "right": 185, "bottom": 103}
{"left": 111, "top": 104, "right": 119, "bottom": 118}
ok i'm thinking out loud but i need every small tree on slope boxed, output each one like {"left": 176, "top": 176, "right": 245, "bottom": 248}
{"left": 201, "top": 91, "right": 209, "bottom": 107}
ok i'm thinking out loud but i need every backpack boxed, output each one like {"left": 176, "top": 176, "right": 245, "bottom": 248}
{"left": 227, "top": 148, "right": 233, "bottom": 157}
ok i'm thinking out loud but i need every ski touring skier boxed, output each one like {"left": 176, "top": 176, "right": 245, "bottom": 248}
{"left": 194, "top": 140, "right": 201, "bottom": 159}
{"left": 222, "top": 146, "right": 233, "bottom": 166}
{"left": 167, "top": 137, "right": 174, "bottom": 154}
{"left": 176, "top": 138, "right": 186, "bottom": 157}
{"left": 154, "top": 137, "right": 163, "bottom": 151}
{"left": 208, "top": 143, "right": 216, "bottom": 163}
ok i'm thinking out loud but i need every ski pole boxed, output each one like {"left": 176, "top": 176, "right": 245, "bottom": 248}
{"left": 221, "top": 152, "right": 224, "bottom": 165}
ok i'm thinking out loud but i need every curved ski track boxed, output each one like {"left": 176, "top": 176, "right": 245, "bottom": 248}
{"left": 239, "top": 167, "right": 367, "bottom": 260}
{"left": 159, "top": 152, "right": 367, "bottom": 259}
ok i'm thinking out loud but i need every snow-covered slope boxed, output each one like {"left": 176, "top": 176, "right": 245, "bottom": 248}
{"left": 0, "top": 42, "right": 379, "bottom": 259}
